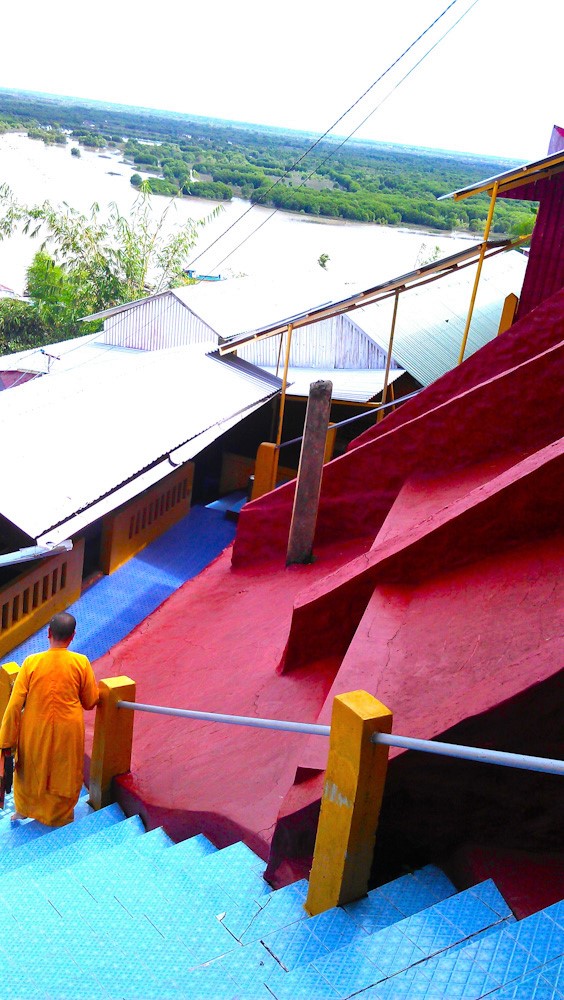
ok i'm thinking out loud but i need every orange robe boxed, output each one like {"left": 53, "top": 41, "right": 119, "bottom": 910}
{"left": 0, "top": 649, "right": 98, "bottom": 826}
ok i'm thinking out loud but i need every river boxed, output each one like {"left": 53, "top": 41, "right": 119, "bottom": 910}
{"left": 0, "top": 132, "right": 475, "bottom": 296}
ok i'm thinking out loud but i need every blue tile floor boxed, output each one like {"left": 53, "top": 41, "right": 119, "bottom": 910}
{"left": 6, "top": 505, "right": 236, "bottom": 664}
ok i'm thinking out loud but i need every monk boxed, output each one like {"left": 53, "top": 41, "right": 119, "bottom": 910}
{"left": 0, "top": 611, "right": 98, "bottom": 826}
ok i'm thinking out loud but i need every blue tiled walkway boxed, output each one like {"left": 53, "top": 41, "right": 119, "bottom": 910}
{"left": 7, "top": 505, "right": 236, "bottom": 664}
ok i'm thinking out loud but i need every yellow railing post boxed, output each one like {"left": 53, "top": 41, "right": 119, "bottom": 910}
{"left": 324, "top": 423, "right": 337, "bottom": 463}
{"left": 497, "top": 292, "right": 519, "bottom": 336}
{"left": 305, "top": 690, "right": 393, "bottom": 916}
{"left": 0, "top": 662, "right": 20, "bottom": 723}
{"left": 89, "top": 676, "right": 136, "bottom": 810}
{"left": 251, "top": 442, "right": 280, "bottom": 500}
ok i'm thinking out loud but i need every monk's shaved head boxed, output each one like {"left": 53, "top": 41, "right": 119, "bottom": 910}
{"left": 49, "top": 612, "right": 76, "bottom": 641}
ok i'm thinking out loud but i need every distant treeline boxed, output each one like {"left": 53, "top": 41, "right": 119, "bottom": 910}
{"left": 0, "top": 90, "right": 537, "bottom": 236}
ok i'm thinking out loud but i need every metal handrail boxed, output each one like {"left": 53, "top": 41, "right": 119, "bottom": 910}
{"left": 117, "top": 701, "right": 330, "bottom": 736}
{"left": 372, "top": 732, "right": 564, "bottom": 777}
{"left": 275, "top": 389, "right": 422, "bottom": 451}
{"left": 117, "top": 700, "right": 564, "bottom": 776}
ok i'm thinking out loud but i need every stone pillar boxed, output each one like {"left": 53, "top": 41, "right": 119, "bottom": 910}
{"left": 306, "top": 690, "right": 393, "bottom": 916}
{"left": 89, "top": 676, "right": 136, "bottom": 810}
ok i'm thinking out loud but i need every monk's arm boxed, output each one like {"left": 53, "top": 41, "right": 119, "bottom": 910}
{"left": 80, "top": 661, "right": 99, "bottom": 710}
{"left": 0, "top": 663, "right": 30, "bottom": 750}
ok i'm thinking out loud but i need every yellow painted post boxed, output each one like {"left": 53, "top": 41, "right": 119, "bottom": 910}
{"left": 0, "top": 662, "right": 19, "bottom": 723}
{"left": 251, "top": 442, "right": 280, "bottom": 500}
{"left": 305, "top": 690, "right": 393, "bottom": 916}
{"left": 458, "top": 180, "right": 500, "bottom": 364}
{"left": 89, "top": 676, "right": 136, "bottom": 810}
{"left": 378, "top": 289, "right": 400, "bottom": 423}
{"left": 497, "top": 292, "right": 519, "bottom": 335}
{"left": 324, "top": 423, "right": 337, "bottom": 463}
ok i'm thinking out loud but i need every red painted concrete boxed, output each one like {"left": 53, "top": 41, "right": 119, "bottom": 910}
{"left": 445, "top": 845, "right": 564, "bottom": 920}
{"left": 81, "top": 228, "right": 563, "bottom": 912}
{"left": 280, "top": 439, "right": 563, "bottom": 673}
{"left": 351, "top": 286, "right": 564, "bottom": 450}
{"left": 85, "top": 538, "right": 366, "bottom": 855}
{"left": 267, "top": 534, "right": 564, "bottom": 886}
{"left": 234, "top": 316, "right": 563, "bottom": 567}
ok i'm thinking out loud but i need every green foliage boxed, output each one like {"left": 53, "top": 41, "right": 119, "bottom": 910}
{"left": 0, "top": 183, "right": 214, "bottom": 339}
{"left": 0, "top": 298, "right": 49, "bottom": 353}
{"left": 0, "top": 90, "right": 538, "bottom": 238}
{"left": 70, "top": 146, "right": 81, "bottom": 157}
{"left": 318, "top": 253, "right": 330, "bottom": 269}
{"left": 130, "top": 173, "right": 143, "bottom": 187}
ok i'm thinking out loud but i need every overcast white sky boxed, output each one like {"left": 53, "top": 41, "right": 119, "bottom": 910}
{"left": 1, "top": 0, "right": 561, "bottom": 162}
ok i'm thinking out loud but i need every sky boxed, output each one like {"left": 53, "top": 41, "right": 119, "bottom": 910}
{"left": 1, "top": 0, "right": 561, "bottom": 162}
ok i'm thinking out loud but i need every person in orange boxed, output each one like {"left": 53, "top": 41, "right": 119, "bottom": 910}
{"left": 0, "top": 611, "right": 98, "bottom": 826}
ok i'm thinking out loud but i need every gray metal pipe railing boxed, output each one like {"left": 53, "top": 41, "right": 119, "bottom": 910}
{"left": 117, "top": 701, "right": 331, "bottom": 736}
{"left": 117, "top": 700, "right": 564, "bottom": 777}
{"left": 372, "top": 732, "right": 564, "bottom": 777}
{"left": 276, "top": 389, "right": 422, "bottom": 451}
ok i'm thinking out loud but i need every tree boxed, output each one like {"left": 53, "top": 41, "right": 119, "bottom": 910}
{"left": 0, "top": 298, "right": 49, "bottom": 353}
{"left": 318, "top": 253, "right": 330, "bottom": 269}
{"left": 0, "top": 183, "right": 219, "bottom": 340}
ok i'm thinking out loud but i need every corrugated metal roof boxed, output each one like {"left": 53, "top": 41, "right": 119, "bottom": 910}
{"left": 439, "top": 149, "right": 564, "bottom": 201}
{"left": 353, "top": 250, "right": 527, "bottom": 386}
{"left": 170, "top": 272, "right": 354, "bottom": 339}
{"left": 218, "top": 240, "right": 523, "bottom": 352}
{"left": 259, "top": 367, "right": 405, "bottom": 403}
{"left": 0, "top": 343, "right": 281, "bottom": 540}
{"left": 0, "top": 334, "right": 145, "bottom": 376}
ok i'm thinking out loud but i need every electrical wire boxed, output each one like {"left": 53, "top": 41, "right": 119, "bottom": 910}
{"left": 208, "top": 0, "right": 481, "bottom": 275}
{"left": 187, "top": 0, "right": 479, "bottom": 273}
{"left": 1, "top": 0, "right": 480, "bottom": 379}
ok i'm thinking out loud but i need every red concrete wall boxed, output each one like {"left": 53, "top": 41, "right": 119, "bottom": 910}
{"left": 350, "top": 286, "right": 564, "bottom": 449}
{"left": 266, "top": 533, "right": 564, "bottom": 890}
{"left": 233, "top": 326, "right": 563, "bottom": 566}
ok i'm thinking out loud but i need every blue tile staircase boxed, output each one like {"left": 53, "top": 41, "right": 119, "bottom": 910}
{"left": 1, "top": 794, "right": 564, "bottom": 999}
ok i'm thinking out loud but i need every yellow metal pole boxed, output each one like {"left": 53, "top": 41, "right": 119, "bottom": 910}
{"left": 89, "top": 676, "right": 136, "bottom": 810}
{"left": 272, "top": 323, "right": 294, "bottom": 491}
{"left": 251, "top": 442, "right": 279, "bottom": 500}
{"left": 377, "top": 290, "right": 400, "bottom": 423}
{"left": 0, "top": 662, "right": 19, "bottom": 723}
{"left": 305, "top": 690, "right": 393, "bottom": 916}
{"left": 458, "top": 180, "right": 500, "bottom": 365}
{"left": 324, "top": 422, "right": 337, "bottom": 463}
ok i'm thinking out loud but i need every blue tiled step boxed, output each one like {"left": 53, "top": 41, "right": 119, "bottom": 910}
{"left": 0, "top": 807, "right": 145, "bottom": 881}
{"left": 3, "top": 808, "right": 563, "bottom": 1000}
{"left": 368, "top": 898, "right": 564, "bottom": 999}
{"left": 0, "top": 784, "right": 91, "bottom": 851}
{"left": 0, "top": 800, "right": 129, "bottom": 874}
{"left": 265, "top": 879, "right": 513, "bottom": 999}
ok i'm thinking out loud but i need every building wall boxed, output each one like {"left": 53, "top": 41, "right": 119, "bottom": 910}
{"left": 238, "top": 314, "right": 398, "bottom": 370}
{"left": 100, "top": 464, "right": 193, "bottom": 575}
{"left": 102, "top": 295, "right": 218, "bottom": 350}
{"left": 0, "top": 540, "right": 85, "bottom": 660}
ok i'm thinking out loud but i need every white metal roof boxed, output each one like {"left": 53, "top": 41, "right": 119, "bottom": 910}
{"left": 169, "top": 271, "right": 355, "bottom": 339}
{"left": 0, "top": 333, "right": 145, "bottom": 376}
{"left": 260, "top": 367, "right": 405, "bottom": 403}
{"left": 0, "top": 342, "right": 281, "bottom": 541}
{"left": 352, "top": 250, "right": 528, "bottom": 386}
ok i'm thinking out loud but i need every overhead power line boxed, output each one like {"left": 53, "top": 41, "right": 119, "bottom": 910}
{"left": 188, "top": 0, "right": 480, "bottom": 274}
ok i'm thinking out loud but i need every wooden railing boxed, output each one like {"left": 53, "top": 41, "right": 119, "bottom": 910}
{"left": 0, "top": 539, "right": 85, "bottom": 660}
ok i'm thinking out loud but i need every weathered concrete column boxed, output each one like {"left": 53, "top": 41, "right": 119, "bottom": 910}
{"left": 89, "top": 676, "right": 136, "bottom": 810}
{"left": 287, "top": 380, "right": 332, "bottom": 565}
{"left": 305, "top": 690, "right": 393, "bottom": 916}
